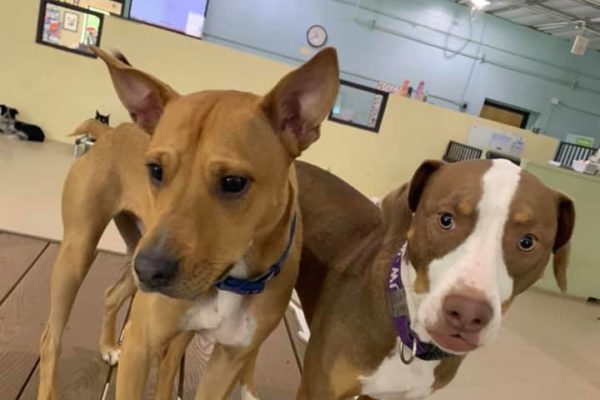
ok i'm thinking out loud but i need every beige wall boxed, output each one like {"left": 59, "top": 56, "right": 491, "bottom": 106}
{"left": 1, "top": 1, "right": 558, "bottom": 197}
{"left": 304, "top": 97, "right": 558, "bottom": 195}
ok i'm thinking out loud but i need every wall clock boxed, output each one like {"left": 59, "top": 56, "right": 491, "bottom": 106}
{"left": 307, "top": 24, "right": 328, "bottom": 48}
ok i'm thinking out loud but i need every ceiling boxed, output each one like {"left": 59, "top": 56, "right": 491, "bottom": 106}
{"left": 455, "top": 0, "right": 600, "bottom": 51}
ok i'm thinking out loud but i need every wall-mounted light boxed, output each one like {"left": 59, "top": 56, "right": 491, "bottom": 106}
{"left": 571, "top": 35, "right": 590, "bottom": 55}
{"left": 571, "top": 21, "right": 589, "bottom": 56}
{"left": 470, "top": 0, "right": 491, "bottom": 10}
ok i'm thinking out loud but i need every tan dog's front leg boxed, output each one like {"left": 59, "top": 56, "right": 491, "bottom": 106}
{"left": 38, "top": 238, "right": 99, "bottom": 400}
{"left": 99, "top": 263, "right": 136, "bottom": 365}
{"left": 239, "top": 349, "right": 260, "bottom": 400}
{"left": 116, "top": 292, "right": 185, "bottom": 400}
{"left": 154, "top": 331, "right": 194, "bottom": 400}
{"left": 193, "top": 344, "right": 255, "bottom": 400}
{"left": 116, "top": 319, "right": 153, "bottom": 399}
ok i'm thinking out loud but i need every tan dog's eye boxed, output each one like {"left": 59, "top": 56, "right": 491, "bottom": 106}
{"left": 147, "top": 163, "right": 163, "bottom": 187}
{"left": 518, "top": 234, "right": 536, "bottom": 252}
{"left": 438, "top": 213, "right": 455, "bottom": 230}
{"left": 220, "top": 176, "right": 248, "bottom": 195}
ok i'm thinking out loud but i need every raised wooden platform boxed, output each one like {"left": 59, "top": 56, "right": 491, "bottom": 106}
{"left": 0, "top": 232, "right": 300, "bottom": 399}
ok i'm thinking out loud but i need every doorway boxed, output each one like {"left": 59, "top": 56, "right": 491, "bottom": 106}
{"left": 480, "top": 99, "right": 531, "bottom": 129}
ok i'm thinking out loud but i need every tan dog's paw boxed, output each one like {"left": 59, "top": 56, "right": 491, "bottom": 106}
{"left": 100, "top": 347, "right": 121, "bottom": 366}
{"left": 240, "top": 385, "right": 259, "bottom": 400}
{"left": 36, "top": 389, "right": 57, "bottom": 400}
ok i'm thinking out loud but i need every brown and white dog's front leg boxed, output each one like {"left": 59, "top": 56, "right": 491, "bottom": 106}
{"left": 297, "top": 328, "right": 364, "bottom": 400}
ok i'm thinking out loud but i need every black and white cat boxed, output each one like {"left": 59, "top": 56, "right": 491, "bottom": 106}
{"left": 95, "top": 110, "right": 110, "bottom": 125}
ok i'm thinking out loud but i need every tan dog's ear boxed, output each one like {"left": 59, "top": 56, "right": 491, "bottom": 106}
{"left": 408, "top": 160, "right": 445, "bottom": 212}
{"left": 552, "top": 192, "right": 575, "bottom": 292}
{"left": 92, "top": 47, "right": 179, "bottom": 134}
{"left": 262, "top": 48, "right": 340, "bottom": 157}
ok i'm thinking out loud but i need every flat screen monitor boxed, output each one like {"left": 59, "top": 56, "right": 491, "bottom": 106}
{"left": 130, "top": 0, "right": 209, "bottom": 38}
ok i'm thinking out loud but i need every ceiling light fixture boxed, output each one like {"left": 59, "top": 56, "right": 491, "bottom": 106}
{"left": 535, "top": 21, "right": 570, "bottom": 30}
{"left": 470, "top": 0, "right": 491, "bottom": 10}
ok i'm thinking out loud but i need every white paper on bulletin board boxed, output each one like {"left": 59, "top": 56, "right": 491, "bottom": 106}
{"left": 467, "top": 124, "right": 525, "bottom": 157}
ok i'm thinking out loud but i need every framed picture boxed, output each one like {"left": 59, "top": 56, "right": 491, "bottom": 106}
{"left": 328, "top": 80, "right": 389, "bottom": 133}
{"left": 36, "top": 0, "right": 104, "bottom": 58}
{"left": 63, "top": 11, "right": 79, "bottom": 32}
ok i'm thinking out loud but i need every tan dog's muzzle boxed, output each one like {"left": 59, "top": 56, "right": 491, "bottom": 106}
{"left": 133, "top": 247, "right": 179, "bottom": 291}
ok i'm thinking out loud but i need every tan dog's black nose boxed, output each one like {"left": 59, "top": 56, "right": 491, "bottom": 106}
{"left": 442, "top": 293, "right": 493, "bottom": 332}
{"left": 134, "top": 249, "right": 179, "bottom": 289}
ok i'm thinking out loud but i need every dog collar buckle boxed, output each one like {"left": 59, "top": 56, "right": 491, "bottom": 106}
{"left": 215, "top": 215, "right": 296, "bottom": 296}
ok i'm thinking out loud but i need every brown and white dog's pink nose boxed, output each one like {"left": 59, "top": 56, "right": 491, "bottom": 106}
{"left": 442, "top": 293, "right": 493, "bottom": 332}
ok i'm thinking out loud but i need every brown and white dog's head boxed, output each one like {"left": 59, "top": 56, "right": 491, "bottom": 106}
{"left": 382, "top": 159, "right": 575, "bottom": 355}
{"left": 93, "top": 48, "right": 339, "bottom": 299}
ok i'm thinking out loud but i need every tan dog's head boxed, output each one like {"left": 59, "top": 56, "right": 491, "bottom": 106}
{"left": 94, "top": 48, "right": 339, "bottom": 299}
{"left": 383, "top": 159, "right": 575, "bottom": 355}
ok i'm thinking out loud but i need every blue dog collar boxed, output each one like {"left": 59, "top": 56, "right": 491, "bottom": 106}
{"left": 215, "top": 214, "right": 297, "bottom": 295}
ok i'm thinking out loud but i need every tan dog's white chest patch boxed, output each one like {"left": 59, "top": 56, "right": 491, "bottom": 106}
{"left": 359, "top": 339, "right": 439, "bottom": 400}
{"left": 181, "top": 262, "right": 257, "bottom": 347}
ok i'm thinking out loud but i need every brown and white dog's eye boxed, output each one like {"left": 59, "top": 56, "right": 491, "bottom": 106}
{"left": 220, "top": 176, "right": 249, "bottom": 195}
{"left": 518, "top": 234, "right": 536, "bottom": 252}
{"left": 147, "top": 163, "right": 163, "bottom": 187}
{"left": 438, "top": 213, "right": 455, "bottom": 230}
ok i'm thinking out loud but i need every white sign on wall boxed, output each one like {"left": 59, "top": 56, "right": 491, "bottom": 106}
{"left": 467, "top": 124, "right": 525, "bottom": 158}
{"left": 565, "top": 133, "right": 594, "bottom": 147}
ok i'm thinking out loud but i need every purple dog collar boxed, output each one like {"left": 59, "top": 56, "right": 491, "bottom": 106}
{"left": 387, "top": 247, "right": 452, "bottom": 364}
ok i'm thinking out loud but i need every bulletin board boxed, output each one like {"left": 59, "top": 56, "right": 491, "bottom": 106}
{"left": 467, "top": 124, "right": 525, "bottom": 158}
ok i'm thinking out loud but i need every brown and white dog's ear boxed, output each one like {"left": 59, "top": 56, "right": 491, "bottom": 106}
{"left": 262, "top": 48, "right": 340, "bottom": 158}
{"left": 552, "top": 192, "right": 575, "bottom": 293}
{"left": 380, "top": 160, "right": 443, "bottom": 242}
{"left": 381, "top": 184, "right": 413, "bottom": 241}
{"left": 92, "top": 47, "right": 179, "bottom": 134}
{"left": 408, "top": 160, "right": 445, "bottom": 212}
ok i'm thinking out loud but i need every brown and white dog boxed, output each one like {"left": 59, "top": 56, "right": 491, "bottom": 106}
{"left": 37, "top": 48, "right": 339, "bottom": 400}
{"left": 295, "top": 159, "right": 575, "bottom": 399}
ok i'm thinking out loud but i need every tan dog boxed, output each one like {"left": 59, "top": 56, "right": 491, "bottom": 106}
{"left": 37, "top": 47, "right": 339, "bottom": 400}
{"left": 295, "top": 159, "right": 575, "bottom": 399}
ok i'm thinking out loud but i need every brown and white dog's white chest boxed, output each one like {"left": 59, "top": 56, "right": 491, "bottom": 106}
{"left": 359, "top": 340, "right": 439, "bottom": 400}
